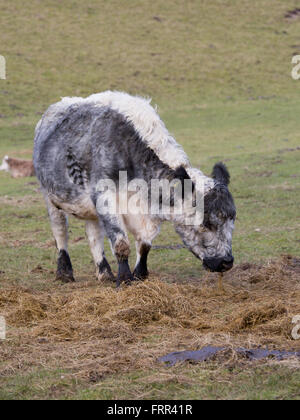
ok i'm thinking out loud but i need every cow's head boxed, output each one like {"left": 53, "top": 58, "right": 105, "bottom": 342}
{"left": 175, "top": 162, "right": 236, "bottom": 272}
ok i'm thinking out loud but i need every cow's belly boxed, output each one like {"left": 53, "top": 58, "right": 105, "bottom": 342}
{"left": 49, "top": 193, "right": 98, "bottom": 220}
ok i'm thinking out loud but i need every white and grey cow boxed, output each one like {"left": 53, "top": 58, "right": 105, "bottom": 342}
{"left": 33, "top": 91, "right": 236, "bottom": 286}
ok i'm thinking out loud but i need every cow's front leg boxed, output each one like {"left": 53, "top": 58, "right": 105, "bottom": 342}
{"left": 133, "top": 241, "right": 151, "bottom": 280}
{"left": 122, "top": 213, "right": 161, "bottom": 281}
{"left": 100, "top": 214, "right": 133, "bottom": 287}
{"left": 47, "top": 199, "right": 75, "bottom": 283}
{"left": 114, "top": 232, "right": 133, "bottom": 287}
{"left": 85, "top": 219, "right": 114, "bottom": 282}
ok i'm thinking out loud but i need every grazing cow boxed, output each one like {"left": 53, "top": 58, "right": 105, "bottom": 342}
{"left": 0, "top": 156, "right": 35, "bottom": 178}
{"left": 33, "top": 91, "right": 236, "bottom": 286}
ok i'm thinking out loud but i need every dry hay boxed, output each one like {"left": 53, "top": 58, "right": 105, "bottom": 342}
{"left": 0, "top": 255, "right": 299, "bottom": 381}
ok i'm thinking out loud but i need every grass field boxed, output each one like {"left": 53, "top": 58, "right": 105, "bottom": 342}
{"left": 0, "top": 0, "right": 300, "bottom": 400}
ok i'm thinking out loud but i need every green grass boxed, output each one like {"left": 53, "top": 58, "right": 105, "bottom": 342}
{"left": 75, "top": 365, "right": 300, "bottom": 400}
{"left": 0, "top": 368, "right": 79, "bottom": 400}
{"left": 0, "top": 0, "right": 300, "bottom": 400}
{"left": 1, "top": 365, "right": 299, "bottom": 400}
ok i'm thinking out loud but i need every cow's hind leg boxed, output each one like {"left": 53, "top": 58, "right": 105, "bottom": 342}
{"left": 85, "top": 219, "right": 114, "bottom": 282}
{"left": 47, "top": 200, "right": 75, "bottom": 283}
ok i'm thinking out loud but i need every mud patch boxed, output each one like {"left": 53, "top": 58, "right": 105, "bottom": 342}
{"left": 152, "top": 244, "right": 186, "bottom": 250}
{"left": 285, "top": 9, "right": 300, "bottom": 20}
{"left": 278, "top": 146, "right": 300, "bottom": 153}
{"left": 0, "top": 194, "right": 41, "bottom": 207}
{"left": 244, "top": 169, "right": 273, "bottom": 178}
{"left": 159, "top": 346, "right": 300, "bottom": 366}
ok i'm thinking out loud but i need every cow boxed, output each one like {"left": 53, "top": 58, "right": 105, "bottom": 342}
{"left": 33, "top": 91, "right": 236, "bottom": 287}
{"left": 0, "top": 156, "right": 35, "bottom": 178}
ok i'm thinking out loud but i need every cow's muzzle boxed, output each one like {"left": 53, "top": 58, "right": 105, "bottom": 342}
{"left": 203, "top": 255, "right": 234, "bottom": 273}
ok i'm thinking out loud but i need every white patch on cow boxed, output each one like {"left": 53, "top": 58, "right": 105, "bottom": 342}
{"left": 36, "top": 92, "right": 215, "bottom": 196}
{"left": 0, "top": 156, "right": 9, "bottom": 172}
{"left": 85, "top": 219, "right": 105, "bottom": 266}
{"left": 37, "top": 91, "right": 190, "bottom": 170}
{"left": 186, "top": 167, "right": 215, "bottom": 196}
{"left": 46, "top": 197, "right": 69, "bottom": 251}
{"left": 48, "top": 193, "right": 98, "bottom": 221}
{"left": 122, "top": 212, "right": 161, "bottom": 243}
{"left": 88, "top": 91, "right": 190, "bottom": 170}
{"left": 122, "top": 212, "right": 160, "bottom": 269}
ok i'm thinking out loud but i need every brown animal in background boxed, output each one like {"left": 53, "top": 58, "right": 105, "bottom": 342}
{"left": 0, "top": 155, "right": 35, "bottom": 178}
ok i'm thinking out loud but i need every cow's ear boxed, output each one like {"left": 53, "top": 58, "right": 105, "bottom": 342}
{"left": 212, "top": 162, "right": 230, "bottom": 186}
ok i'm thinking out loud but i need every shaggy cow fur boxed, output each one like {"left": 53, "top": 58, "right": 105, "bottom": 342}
{"left": 34, "top": 91, "right": 236, "bottom": 286}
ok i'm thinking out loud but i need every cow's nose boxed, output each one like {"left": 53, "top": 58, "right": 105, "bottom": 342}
{"left": 203, "top": 256, "right": 234, "bottom": 272}
{"left": 221, "top": 255, "right": 234, "bottom": 271}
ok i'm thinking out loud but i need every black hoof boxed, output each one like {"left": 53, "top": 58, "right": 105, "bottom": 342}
{"left": 116, "top": 274, "right": 134, "bottom": 288}
{"left": 116, "top": 260, "right": 133, "bottom": 288}
{"left": 97, "top": 258, "right": 115, "bottom": 282}
{"left": 133, "top": 244, "right": 150, "bottom": 281}
{"left": 56, "top": 272, "right": 75, "bottom": 283}
{"left": 56, "top": 250, "right": 75, "bottom": 283}
{"left": 133, "top": 266, "right": 149, "bottom": 281}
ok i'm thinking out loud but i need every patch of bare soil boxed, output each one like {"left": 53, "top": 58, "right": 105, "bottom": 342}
{"left": 0, "top": 255, "right": 299, "bottom": 381}
{"left": 0, "top": 194, "right": 41, "bottom": 207}
{"left": 285, "top": 9, "right": 300, "bottom": 20}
